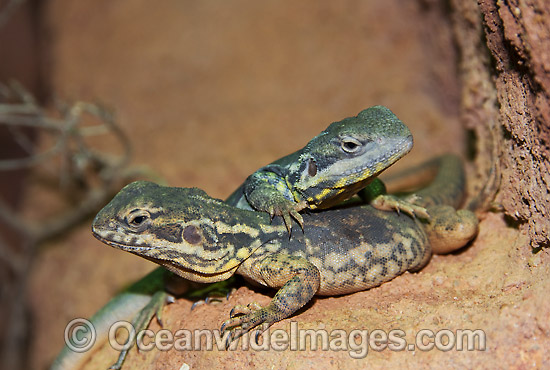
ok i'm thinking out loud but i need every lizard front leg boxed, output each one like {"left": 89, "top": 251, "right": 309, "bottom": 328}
{"left": 221, "top": 254, "right": 320, "bottom": 344}
{"left": 360, "top": 178, "right": 430, "bottom": 219}
{"left": 370, "top": 194, "right": 430, "bottom": 219}
{"left": 244, "top": 171, "right": 307, "bottom": 232}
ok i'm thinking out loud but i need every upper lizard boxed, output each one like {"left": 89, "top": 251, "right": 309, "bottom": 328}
{"left": 226, "top": 105, "right": 425, "bottom": 231}
{"left": 92, "top": 154, "right": 478, "bottom": 343}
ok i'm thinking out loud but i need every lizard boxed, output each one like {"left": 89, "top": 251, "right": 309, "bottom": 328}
{"left": 91, "top": 155, "right": 477, "bottom": 355}
{"left": 51, "top": 105, "right": 427, "bottom": 370}
{"left": 226, "top": 105, "right": 429, "bottom": 232}
{"left": 50, "top": 154, "right": 478, "bottom": 370}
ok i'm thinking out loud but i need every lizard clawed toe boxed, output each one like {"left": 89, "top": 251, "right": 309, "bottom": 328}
{"left": 220, "top": 302, "right": 271, "bottom": 348}
{"left": 282, "top": 213, "right": 293, "bottom": 234}
{"left": 402, "top": 194, "right": 430, "bottom": 219}
{"left": 372, "top": 194, "right": 430, "bottom": 220}
{"left": 267, "top": 200, "right": 307, "bottom": 236}
{"left": 189, "top": 285, "right": 236, "bottom": 311}
{"left": 229, "top": 302, "right": 263, "bottom": 317}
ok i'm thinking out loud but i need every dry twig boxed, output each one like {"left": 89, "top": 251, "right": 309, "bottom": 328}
{"left": 0, "top": 81, "right": 161, "bottom": 370}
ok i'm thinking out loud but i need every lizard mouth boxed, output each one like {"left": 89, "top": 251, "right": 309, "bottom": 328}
{"left": 92, "top": 228, "right": 236, "bottom": 274}
{"left": 92, "top": 229, "right": 154, "bottom": 252}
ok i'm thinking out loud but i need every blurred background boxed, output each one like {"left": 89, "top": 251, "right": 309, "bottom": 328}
{"left": 0, "top": 1, "right": 463, "bottom": 368}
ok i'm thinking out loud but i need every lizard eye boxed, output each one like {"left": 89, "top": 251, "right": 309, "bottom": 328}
{"left": 126, "top": 209, "right": 151, "bottom": 229}
{"left": 340, "top": 137, "right": 363, "bottom": 153}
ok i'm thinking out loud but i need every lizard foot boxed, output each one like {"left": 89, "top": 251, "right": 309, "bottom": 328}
{"left": 109, "top": 290, "right": 170, "bottom": 370}
{"left": 220, "top": 302, "right": 274, "bottom": 347}
{"left": 190, "top": 287, "right": 236, "bottom": 310}
{"left": 245, "top": 183, "right": 308, "bottom": 234}
{"left": 267, "top": 199, "right": 308, "bottom": 235}
{"left": 185, "top": 276, "right": 238, "bottom": 310}
{"left": 371, "top": 194, "right": 430, "bottom": 219}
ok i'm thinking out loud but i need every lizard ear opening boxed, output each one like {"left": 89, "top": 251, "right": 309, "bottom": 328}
{"left": 307, "top": 158, "right": 317, "bottom": 177}
{"left": 183, "top": 225, "right": 202, "bottom": 244}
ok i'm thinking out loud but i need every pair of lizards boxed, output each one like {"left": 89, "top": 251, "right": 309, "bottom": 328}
{"left": 52, "top": 106, "right": 479, "bottom": 369}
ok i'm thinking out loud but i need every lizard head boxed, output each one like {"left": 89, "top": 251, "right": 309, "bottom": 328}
{"left": 92, "top": 181, "right": 274, "bottom": 282}
{"left": 288, "top": 105, "right": 413, "bottom": 208}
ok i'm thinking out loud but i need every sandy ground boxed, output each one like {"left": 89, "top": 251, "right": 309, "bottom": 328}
{"left": 24, "top": 1, "right": 550, "bottom": 368}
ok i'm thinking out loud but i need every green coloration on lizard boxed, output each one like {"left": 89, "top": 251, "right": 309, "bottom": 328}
{"left": 51, "top": 106, "right": 418, "bottom": 370}
{"left": 92, "top": 182, "right": 430, "bottom": 340}
{"left": 226, "top": 105, "right": 417, "bottom": 230}
{"left": 50, "top": 154, "right": 478, "bottom": 370}
{"left": 91, "top": 154, "right": 478, "bottom": 340}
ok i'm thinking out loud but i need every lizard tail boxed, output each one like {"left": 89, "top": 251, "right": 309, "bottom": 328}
{"left": 411, "top": 154, "right": 467, "bottom": 209}
{"left": 411, "top": 154, "right": 480, "bottom": 255}
{"left": 50, "top": 268, "right": 167, "bottom": 370}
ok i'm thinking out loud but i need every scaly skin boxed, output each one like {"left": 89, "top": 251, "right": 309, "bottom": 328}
{"left": 92, "top": 183, "right": 431, "bottom": 344}
{"left": 52, "top": 156, "right": 477, "bottom": 369}
{"left": 50, "top": 268, "right": 170, "bottom": 370}
{"left": 91, "top": 154, "right": 477, "bottom": 344}
{"left": 52, "top": 156, "right": 477, "bottom": 370}
{"left": 50, "top": 106, "right": 419, "bottom": 370}
{"left": 226, "top": 105, "right": 427, "bottom": 231}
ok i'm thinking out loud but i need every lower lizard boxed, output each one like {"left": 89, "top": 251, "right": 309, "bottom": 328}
{"left": 96, "top": 155, "right": 476, "bottom": 342}
{"left": 51, "top": 105, "right": 420, "bottom": 370}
